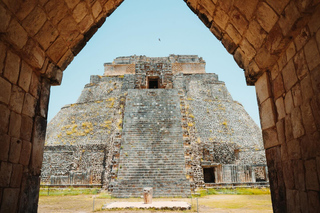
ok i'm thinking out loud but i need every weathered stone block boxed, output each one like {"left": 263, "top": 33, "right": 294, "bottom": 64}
{"left": 255, "top": 72, "right": 271, "bottom": 104}
{"left": 266, "top": 0, "right": 290, "bottom": 15}
{"left": 278, "top": 1, "right": 300, "bottom": 36}
{"left": 31, "top": 116, "right": 47, "bottom": 175}
{"left": 245, "top": 20, "right": 267, "bottom": 49}
{"left": 299, "top": 191, "right": 309, "bottom": 213}
{"left": 300, "top": 133, "right": 318, "bottom": 160}
{"left": 301, "top": 101, "right": 317, "bottom": 135}
{"left": 45, "top": 0, "right": 69, "bottom": 26}
{"left": 281, "top": 142, "right": 289, "bottom": 162}
{"left": 230, "top": 8, "right": 248, "bottom": 35}
{"left": 286, "top": 189, "right": 299, "bottom": 213}
{"left": 287, "top": 139, "right": 301, "bottom": 160}
{"left": 65, "top": 0, "right": 81, "bottom": 9}
{"left": 304, "top": 38, "right": 320, "bottom": 71}
{"left": 255, "top": 47, "right": 277, "bottom": 70}
{"left": 265, "top": 146, "right": 287, "bottom": 213}
{"left": 270, "top": 64, "right": 280, "bottom": 81}
{"left": 293, "top": 49, "right": 308, "bottom": 80}
{"left": 291, "top": 107, "right": 305, "bottom": 139}
{"left": 233, "top": 47, "right": 246, "bottom": 69}
{"left": 0, "top": 161, "right": 12, "bottom": 187}
{"left": 265, "top": 23, "right": 288, "bottom": 55}
{"left": 245, "top": 60, "right": 260, "bottom": 84}
{"left": 221, "top": 34, "right": 237, "bottom": 54}
{"left": 22, "top": 39, "right": 45, "bottom": 69}
{"left": 6, "top": 19, "right": 28, "bottom": 49}
{"left": 259, "top": 98, "right": 276, "bottom": 130}
{"left": 92, "top": 0, "right": 102, "bottom": 18}
{"left": 0, "top": 104, "right": 10, "bottom": 134}
{"left": 276, "top": 119, "right": 286, "bottom": 145}
{"left": 291, "top": 84, "right": 302, "bottom": 107}
{"left": 46, "top": 37, "right": 68, "bottom": 63}
{"left": 218, "top": 0, "right": 233, "bottom": 13}
{"left": 22, "top": 93, "right": 36, "bottom": 118}
{"left": 285, "top": 115, "right": 294, "bottom": 142}
{"left": 58, "top": 15, "right": 79, "bottom": 43}
{"left": 284, "top": 91, "right": 294, "bottom": 114}
{"left": 45, "top": 63, "right": 63, "bottom": 85}
{"left": 213, "top": 7, "right": 228, "bottom": 30}
{"left": 79, "top": 14, "right": 94, "bottom": 33}
{"left": 4, "top": 50, "right": 20, "bottom": 84}
{"left": 29, "top": 72, "right": 40, "bottom": 98}
{"left": 282, "top": 161, "right": 295, "bottom": 189}
{"left": 294, "top": 27, "right": 310, "bottom": 51}
{"left": 262, "top": 127, "right": 280, "bottom": 149}
{"left": 73, "top": 1, "right": 88, "bottom": 23}
{"left": 40, "top": 80, "right": 51, "bottom": 118}
{"left": 18, "top": 61, "right": 33, "bottom": 92}
{"left": 22, "top": 6, "right": 46, "bottom": 36}
{"left": 308, "top": 6, "right": 320, "bottom": 33}
{"left": 0, "top": 3, "right": 10, "bottom": 32}
{"left": 20, "top": 140, "right": 32, "bottom": 166}
{"left": 9, "top": 137, "right": 22, "bottom": 164}
{"left": 209, "top": 22, "right": 222, "bottom": 40}
{"left": 286, "top": 42, "right": 296, "bottom": 62}
{"left": 234, "top": 0, "right": 258, "bottom": 20}
{"left": 275, "top": 97, "right": 285, "bottom": 120}
{"left": 9, "top": 85, "right": 25, "bottom": 114}
{"left": 305, "top": 159, "right": 320, "bottom": 190}
{"left": 0, "top": 77, "right": 12, "bottom": 105}
{"left": 239, "top": 39, "right": 256, "bottom": 62}
{"left": 278, "top": 52, "right": 288, "bottom": 72}
{"left": 8, "top": 111, "right": 21, "bottom": 138}
{"left": 293, "top": 159, "right": 305, "bottom": 191}
{"left": 58, "top": 50, "right": 74, "bottom": 71}
{"left": 18, "top": 173, "right": 41, "bottom": 212}
{"left": 0, "top": 134, "right": 10, "bottom": 161}
{"left": 282, "top": 60, "right": 298, "bottom": 91}
{"left": 272, "top": 73, "right": 285, "bottom": 99}
{"left": 10, "top": 163, "right": 23, "bottom": 187}
{"left": 35, "top": 21, "right": 59, "bottom": 51}
{"left": 307, "top": 190, "right": 320, "bottom": 213}
{"left": 256, "top": 2, "right": 279, "bottom": 32}
{"left": 310, "top": 98, "right": 320, "bottom": 130}
{"left": 0, "top": 42, "right": 5, "bottom": 75}
{"left": 225, "top": 24, "right": 241, "bottom": 45}
{"left": 0, "top": 188, "right": 19, "bottom": 213}
{"left": 310, "top": 63, "right": 320, "bottom": 95}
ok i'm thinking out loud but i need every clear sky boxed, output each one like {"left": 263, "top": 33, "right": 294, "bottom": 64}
{"left": 48, "top": 0, "right": 260, "bottom": 126}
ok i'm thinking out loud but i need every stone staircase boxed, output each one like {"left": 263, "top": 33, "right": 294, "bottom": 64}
{"left": 111, "top": 89, "right": 190, "bottom": 197}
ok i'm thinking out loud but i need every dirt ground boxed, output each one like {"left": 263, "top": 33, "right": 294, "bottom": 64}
{"left": 38, "top": 194, "right": 273, "bottom": 213}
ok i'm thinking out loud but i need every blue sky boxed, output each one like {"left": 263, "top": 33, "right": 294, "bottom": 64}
{"left": 48, "top": 0, "right": 260, "bottom": 126}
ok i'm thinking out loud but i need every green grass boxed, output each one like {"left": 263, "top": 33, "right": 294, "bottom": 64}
{"left": 193, "top": 187, "right": 270, "bottom": 197}
{"left": 39, "top": 187, "right": 100, "bottom": 196}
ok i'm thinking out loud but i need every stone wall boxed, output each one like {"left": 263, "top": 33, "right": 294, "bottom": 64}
{"left": 0, "top": 0, "right": 319, "bottom": 212}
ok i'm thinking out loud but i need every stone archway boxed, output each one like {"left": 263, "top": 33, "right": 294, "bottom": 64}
{"left": 0, "top": 0, "right": 319, "bottom": 212}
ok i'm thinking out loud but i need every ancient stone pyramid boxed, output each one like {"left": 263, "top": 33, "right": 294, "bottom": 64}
{"left": 42, "top": 55, "right": 266, "bottom": 197}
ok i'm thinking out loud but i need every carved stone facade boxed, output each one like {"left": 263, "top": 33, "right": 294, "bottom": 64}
{"left": 42, "top": 55, "right": 266, "bottom": 197}
{"left": 0, "top": 0, "right": 320, "bottom": 212}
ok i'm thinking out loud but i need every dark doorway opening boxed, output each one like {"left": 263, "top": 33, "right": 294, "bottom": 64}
{"left": 148, "top": 77, "right": 159, "bottom": 89}
{"left": 203, "top": 167, "right": 215, "bottom": 183}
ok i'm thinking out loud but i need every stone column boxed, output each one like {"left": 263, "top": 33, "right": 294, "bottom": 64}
{"left": 143, "top": 187, "right": 153, "bottom": 204}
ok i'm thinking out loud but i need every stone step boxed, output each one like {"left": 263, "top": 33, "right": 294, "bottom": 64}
{"left": 112, "top": 89, "right": 190, "bottom": 198}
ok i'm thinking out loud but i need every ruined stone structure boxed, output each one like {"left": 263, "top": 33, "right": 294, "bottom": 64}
{"left": 42, "top": 55, "right": 266, "bottom": 197}
{"left": 0, "top": 0, "right": 320, "bottom": 212}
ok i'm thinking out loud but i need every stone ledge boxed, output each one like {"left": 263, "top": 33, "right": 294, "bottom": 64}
{"left": 102, "top": 201, "right": 191, "bottom": 210}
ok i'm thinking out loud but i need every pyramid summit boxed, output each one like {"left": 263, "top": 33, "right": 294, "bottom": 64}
{"left": 42, "top": 55, "right": 267, "bottom": 197}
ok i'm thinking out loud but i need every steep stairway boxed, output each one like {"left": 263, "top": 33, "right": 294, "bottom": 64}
{"left": 111, "top": 89, "right": 190, "bottom": 197}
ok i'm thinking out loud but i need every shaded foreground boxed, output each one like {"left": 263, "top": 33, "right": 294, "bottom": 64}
{"left": 38, "top": 194, "right": 272, "bottom": 212}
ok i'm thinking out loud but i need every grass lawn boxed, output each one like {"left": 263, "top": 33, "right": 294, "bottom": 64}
{"left": 38, "top": 188, "right": 273, "bottom": 213}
